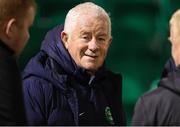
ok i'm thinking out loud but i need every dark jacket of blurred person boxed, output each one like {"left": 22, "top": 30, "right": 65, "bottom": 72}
{"left": 0, "top": 0, "right": 36, "bottom": 125}
{"left": 132, "top": 57, "right": 180, "bottom": 125}
{"left": 23, "top": 25, "right": 126, "bottom": 126}
{"left": 132, "top": 9, "right": 180, "bottom": 126}
{"left": 0, "top": 40, "right": 26, "bottom": 124}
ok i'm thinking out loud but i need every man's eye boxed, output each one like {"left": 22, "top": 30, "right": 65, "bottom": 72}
{"left": 81, "top": 35, "right": 91, "bottom": 41}
{"left": 98, "top": 37, "right": 105, "bottom": 42}
{"left": 82, "top": 36, "right": 88, "bottom": 39}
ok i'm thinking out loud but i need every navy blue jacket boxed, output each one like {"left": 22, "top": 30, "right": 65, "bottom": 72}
{"left": 23, "top": 25, "right": 126, "bottom": 125}
{"left": 132, "top": 57, "right": 180, "bottom": 125}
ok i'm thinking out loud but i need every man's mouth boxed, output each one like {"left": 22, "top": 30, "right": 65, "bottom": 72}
{"left": 85, "top": 54, "right": 98, "bottom": 58}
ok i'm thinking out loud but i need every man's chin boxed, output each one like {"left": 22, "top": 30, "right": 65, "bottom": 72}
{"left": 83, "top": 65, "right": 98, "bottom": 72}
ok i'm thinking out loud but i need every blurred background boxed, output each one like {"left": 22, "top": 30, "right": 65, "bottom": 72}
{"left": 18, "top": 0, "right": 180, "bottom": 125}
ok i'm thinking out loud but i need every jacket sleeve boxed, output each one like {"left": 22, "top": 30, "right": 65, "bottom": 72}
{"left": 131, "top": 97, "right": 149, "bottom": 125}
{"left": 23, "top": 78, "right": 50, "bottom": 125}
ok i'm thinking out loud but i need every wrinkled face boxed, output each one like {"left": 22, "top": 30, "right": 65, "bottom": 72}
{"left": 63, "top": 15, "right": 111, "bottom": 73}
{"left": 13, "top": 7, "right": 35, "bottom": 56}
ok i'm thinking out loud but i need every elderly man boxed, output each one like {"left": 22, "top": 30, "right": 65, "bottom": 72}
{"left": 0, "top": 0, "right": 36, "bottom": 125}
{"left": 132, "top": 9, "right": 180, "bottom": 125}
{"left": 23, "top": 2, "right": 126, "bottom": 126}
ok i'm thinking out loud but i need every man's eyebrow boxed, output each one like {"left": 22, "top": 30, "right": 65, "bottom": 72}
{"left": 80, "top": 31, "right": 91, "bottom": 35}
{"left": 97, "top": 33, "right": 108, "bottom": 36}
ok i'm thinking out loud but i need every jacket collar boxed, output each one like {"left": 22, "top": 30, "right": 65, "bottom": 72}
{"left": 0, "top": 39, "right": 14, "bottom": 55}
{"left": 161, "top": 57, "right": 177, "bottom": 78}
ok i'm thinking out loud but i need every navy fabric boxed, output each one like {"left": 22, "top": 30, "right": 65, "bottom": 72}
{"left": 23, "top": 25, "right": 126, "bottom": 125}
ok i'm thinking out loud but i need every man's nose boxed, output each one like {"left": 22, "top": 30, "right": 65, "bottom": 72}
{"left": 88, "top": 38, "right": 99, "bottom": 52}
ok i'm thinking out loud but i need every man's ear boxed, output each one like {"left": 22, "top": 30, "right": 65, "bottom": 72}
{"left": 61, "top": 31, "right": 69, "bottom": 49}
{"left": 108, "top": 37, "right": 112, "bottom": 46}
{"left": 5, "top": 18, "right": 16, "bottom": 38}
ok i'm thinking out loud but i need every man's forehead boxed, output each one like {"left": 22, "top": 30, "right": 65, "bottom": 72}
{"left": 77, "top": 14, "right": 108, "bottom": 24}
{"left": 77, "top": 19, "right": 108, "bottom": 30}
{"left": 79, "top": 26, "right": 108, "bottom": 35}
{"left": 72, "top": 15, "right": 110, "bottom": 35}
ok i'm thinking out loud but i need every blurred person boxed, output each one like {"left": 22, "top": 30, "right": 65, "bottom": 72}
{"left": 0, "top": 0, "right": 36, "bottom": 125}
{"left": 23, "top": 2, "right": 126, "bottom": 126}
{"left": 132, "top": 9, "right": 180, "bottom": 125}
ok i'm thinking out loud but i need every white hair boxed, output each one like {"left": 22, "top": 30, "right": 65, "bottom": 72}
{"left": 64, "top": 2, "right": 111, "bottom": 37}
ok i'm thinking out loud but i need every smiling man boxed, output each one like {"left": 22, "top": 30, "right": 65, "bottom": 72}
{"left": 23, "top": 2, "right": 126, "bottom": 126}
